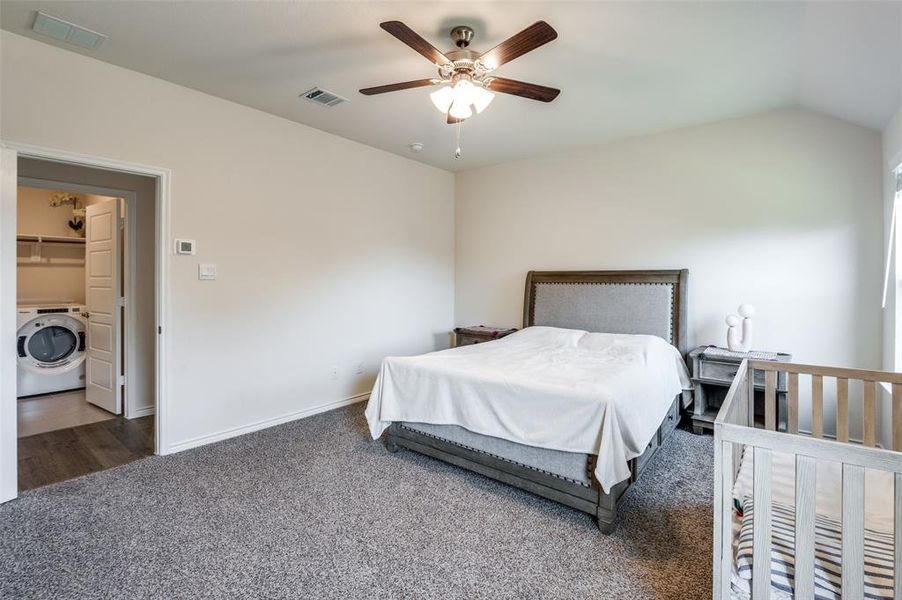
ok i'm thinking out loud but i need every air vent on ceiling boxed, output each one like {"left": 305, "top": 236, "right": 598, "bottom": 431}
{"left": 301, "top": 87, "right": 348, "bottom": 108}
{"left": 32, "top": 11, "right": 107, "bottom": 49}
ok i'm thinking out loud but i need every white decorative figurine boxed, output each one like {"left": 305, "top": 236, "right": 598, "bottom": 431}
{"left": 726, "top": 304, "right": 755, "bottom": 352}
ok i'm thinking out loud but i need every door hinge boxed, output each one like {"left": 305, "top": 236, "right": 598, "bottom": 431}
{"left": 119, "top": 217, "right": 126, "bottom": 230}
{"left": 117, "top": 297, "right": 126, "bottom": 307}
{"left": 158, "top": 326, "right": 162, "bottom": 334}
{"left": 118, "top": 375, "right": 126, "bottom": 386}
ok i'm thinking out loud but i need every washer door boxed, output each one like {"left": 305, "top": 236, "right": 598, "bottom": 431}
{"left": 28, "top": 325, "right": 78, "bottom": 363}
{"left": 17, "top": 316, "right": 86, "bottom": 372}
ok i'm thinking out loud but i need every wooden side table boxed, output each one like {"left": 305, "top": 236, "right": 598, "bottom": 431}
{"left": 453, "top": 326, "right": 517, "bottom": 347}
{"left": 689, "top": 346, "right": 791, "bottom": 434}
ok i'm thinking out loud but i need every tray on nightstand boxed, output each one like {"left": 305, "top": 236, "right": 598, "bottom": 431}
{"left": 453, "top": 326, "right": 518, "bottom": 347}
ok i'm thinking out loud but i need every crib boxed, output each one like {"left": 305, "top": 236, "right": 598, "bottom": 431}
{"left": 713, "top": 359, "right": 902, "bottom": 599}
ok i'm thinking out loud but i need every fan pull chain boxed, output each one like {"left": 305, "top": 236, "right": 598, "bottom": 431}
{"left": 455, "top": 120, "right": 462, "bottom": 159}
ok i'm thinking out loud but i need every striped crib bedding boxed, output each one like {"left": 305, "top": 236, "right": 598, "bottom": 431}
{"left": 734, "top": 498, "right": 895, "bottom": 599}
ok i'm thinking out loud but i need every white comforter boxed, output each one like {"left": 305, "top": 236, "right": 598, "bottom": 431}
{"left": 365, "top": 326, "right": 691, "bottom": 493}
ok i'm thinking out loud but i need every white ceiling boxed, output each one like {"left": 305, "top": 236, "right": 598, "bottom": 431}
{"left": 2, "top": 1, "right": 900, "bottom": 171}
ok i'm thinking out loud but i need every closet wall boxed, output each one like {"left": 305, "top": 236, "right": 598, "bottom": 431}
{"left": 16, "top": 186, "right": 113, "bottom": 304}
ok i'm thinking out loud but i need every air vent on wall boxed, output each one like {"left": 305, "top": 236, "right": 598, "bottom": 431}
{"left": 301, "top": 87, "right": 348, "bottom": 107}
{"left": 32, "top": 11, "right": 107, "bottom": 49}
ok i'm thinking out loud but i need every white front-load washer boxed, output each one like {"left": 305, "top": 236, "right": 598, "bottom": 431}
{"left": 16, "top": 304, "right": 87, "bottom": 397}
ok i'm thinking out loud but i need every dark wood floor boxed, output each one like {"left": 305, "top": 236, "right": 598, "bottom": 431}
{"left": 18, "top": 415, "right": 154, "bottom": 492}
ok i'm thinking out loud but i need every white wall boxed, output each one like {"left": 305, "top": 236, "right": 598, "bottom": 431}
{"left": 1, "top": 32, "right": 455, "bottom": 450}
{"left": 456, "top": 108, "right": 883, "bottom": 434}
{"left": 3, "top": 29, "right": 887, "bottom": 452}
{"left": 885, "top": 108, "right": 902, "bottom": 176}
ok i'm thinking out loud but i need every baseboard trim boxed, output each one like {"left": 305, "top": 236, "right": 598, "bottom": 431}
{"left": 127, "top": 405, "right": 155, "bottom": 419}
{"left": 165, "top": 392, "right": 370, "bottom": 455}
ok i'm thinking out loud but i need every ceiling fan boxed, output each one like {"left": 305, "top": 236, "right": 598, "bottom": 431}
{"left": 360, "top": 21, "right": 560, "bottom": 124}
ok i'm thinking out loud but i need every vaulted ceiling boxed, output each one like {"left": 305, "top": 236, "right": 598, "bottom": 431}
{"left": 2, "top": 1, "right": 900, "bottom": 171}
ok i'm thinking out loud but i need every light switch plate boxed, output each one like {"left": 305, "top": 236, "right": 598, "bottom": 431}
{"left": 198, "top": 263, "right": 217, "bottom": 280}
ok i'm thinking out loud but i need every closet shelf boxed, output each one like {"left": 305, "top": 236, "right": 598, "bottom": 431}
{"left": 16, "top": 258, "right": 85, "bottom": 266}
{"left": 17, "top": 234, "right": 86, "bottom": 245}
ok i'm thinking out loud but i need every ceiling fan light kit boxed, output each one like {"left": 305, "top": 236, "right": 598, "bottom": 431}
{"left": 430, "top": 80, "right": 494, "bottom": 119}
{"left": 360, "top": 20, "right": 560, "bottom": 158}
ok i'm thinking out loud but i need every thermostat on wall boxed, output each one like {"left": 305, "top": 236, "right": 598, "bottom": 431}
{"left": 174, "top": 239, "right": 196, "bottom": 255}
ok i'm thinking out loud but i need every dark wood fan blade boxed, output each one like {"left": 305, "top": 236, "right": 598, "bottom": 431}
{"left": 359, "top": 79, "right": 437, "bottom": 95}
{"left": 380, "top": 21, "right": 451, "bottom": 66}
{"left": 486, "top": 77, "right": 560, "bottom": 102}
{"left": 478, "top": 21, "right": 557, "bottom": 69}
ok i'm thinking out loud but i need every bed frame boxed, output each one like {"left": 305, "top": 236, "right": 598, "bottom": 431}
{"left": 713, "top": 360, "right": 902, "bottom": 598}
{"left": 385, "top": 269, "right": 689, "bottom": 533}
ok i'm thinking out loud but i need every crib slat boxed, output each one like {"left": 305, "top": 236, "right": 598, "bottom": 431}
{"left": 765, "top": 371, "right": 776, "bottom": 431}
{"left": 894, "top": 473, "right": 902, "bottom": 600}
{"left": 812, "top": 375, "right": 824, "bottom": 438}
{"left": 836, "top": 377, "right": 849, "bottom": 443}
{"left": 788, "top": 372, "right": 799, "bottom": 434}
{"left": 795, "top": 455, "right": 816, "bottom": 600}
{"left": 748, "top": 366, "right": 756, "bottom": 428}
{"left": 719, "top": 441, "right": 734, "bottom": 600}
{"left": 864, "top": 380, "right": 877, "bottom": 447}
{"left": 842, "top": 464, "right": 865, "bottom": 599}
{"left": 752, "top": 447, "right": 772, "bottom": 600}
{"left": 894, "top": 383, "right": 902, "bottom": 451}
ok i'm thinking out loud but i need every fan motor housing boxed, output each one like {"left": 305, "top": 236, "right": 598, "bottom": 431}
{"left": 439, "top": 48, "right": 484, "bottom": 81}
{"left": 446, "top": 49, "right": 478, "bottom": 62}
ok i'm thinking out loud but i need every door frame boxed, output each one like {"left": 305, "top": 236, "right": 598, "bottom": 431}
{"left": 0, "top": 140, "right": 171, "bottom": 503}
{"left": 19, "top": 176, "right": 142, "bottom": 418}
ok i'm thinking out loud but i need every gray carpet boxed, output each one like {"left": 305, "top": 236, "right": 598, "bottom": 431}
{"left": 0, "top": 403, "right": 713, "bottom": 599}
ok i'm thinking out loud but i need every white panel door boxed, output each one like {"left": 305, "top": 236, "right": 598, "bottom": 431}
{"left": 85, "top": 198, "right": 122, "bottom": 414}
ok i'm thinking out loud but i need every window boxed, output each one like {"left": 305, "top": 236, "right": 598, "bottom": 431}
{"left": 883, "top": 165, "right": 902, "bottom": 308}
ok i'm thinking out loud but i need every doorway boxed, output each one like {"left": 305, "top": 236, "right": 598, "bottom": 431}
{"left": 0, "top": 147, "right": 168, "bottom": 500}
{"left": 16, "top": 184, "right": 121, "bottom": 435}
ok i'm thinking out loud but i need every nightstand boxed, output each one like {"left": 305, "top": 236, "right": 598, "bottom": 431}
{"left": 453, "top": 326, "right": 518, "bottom": 347}
{"left": 689, "top": 346, "right": 792, "bottom": 434}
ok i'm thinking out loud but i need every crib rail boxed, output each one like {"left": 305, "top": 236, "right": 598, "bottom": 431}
{"left": 713, "top": 359, "right": 902, "bottom": 600}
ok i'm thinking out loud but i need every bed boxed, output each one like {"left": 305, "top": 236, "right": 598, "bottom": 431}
{"left": 366, "top": 269, "right": 690, "bottom": 532}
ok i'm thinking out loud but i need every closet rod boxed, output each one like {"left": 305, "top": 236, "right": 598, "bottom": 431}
{"left": 16, "top": 234, "right": 86, "bottom": 245}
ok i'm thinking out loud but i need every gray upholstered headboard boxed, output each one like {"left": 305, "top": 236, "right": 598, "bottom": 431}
{"left": 523, "top": 270, "right": 689, "bottom": 356}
